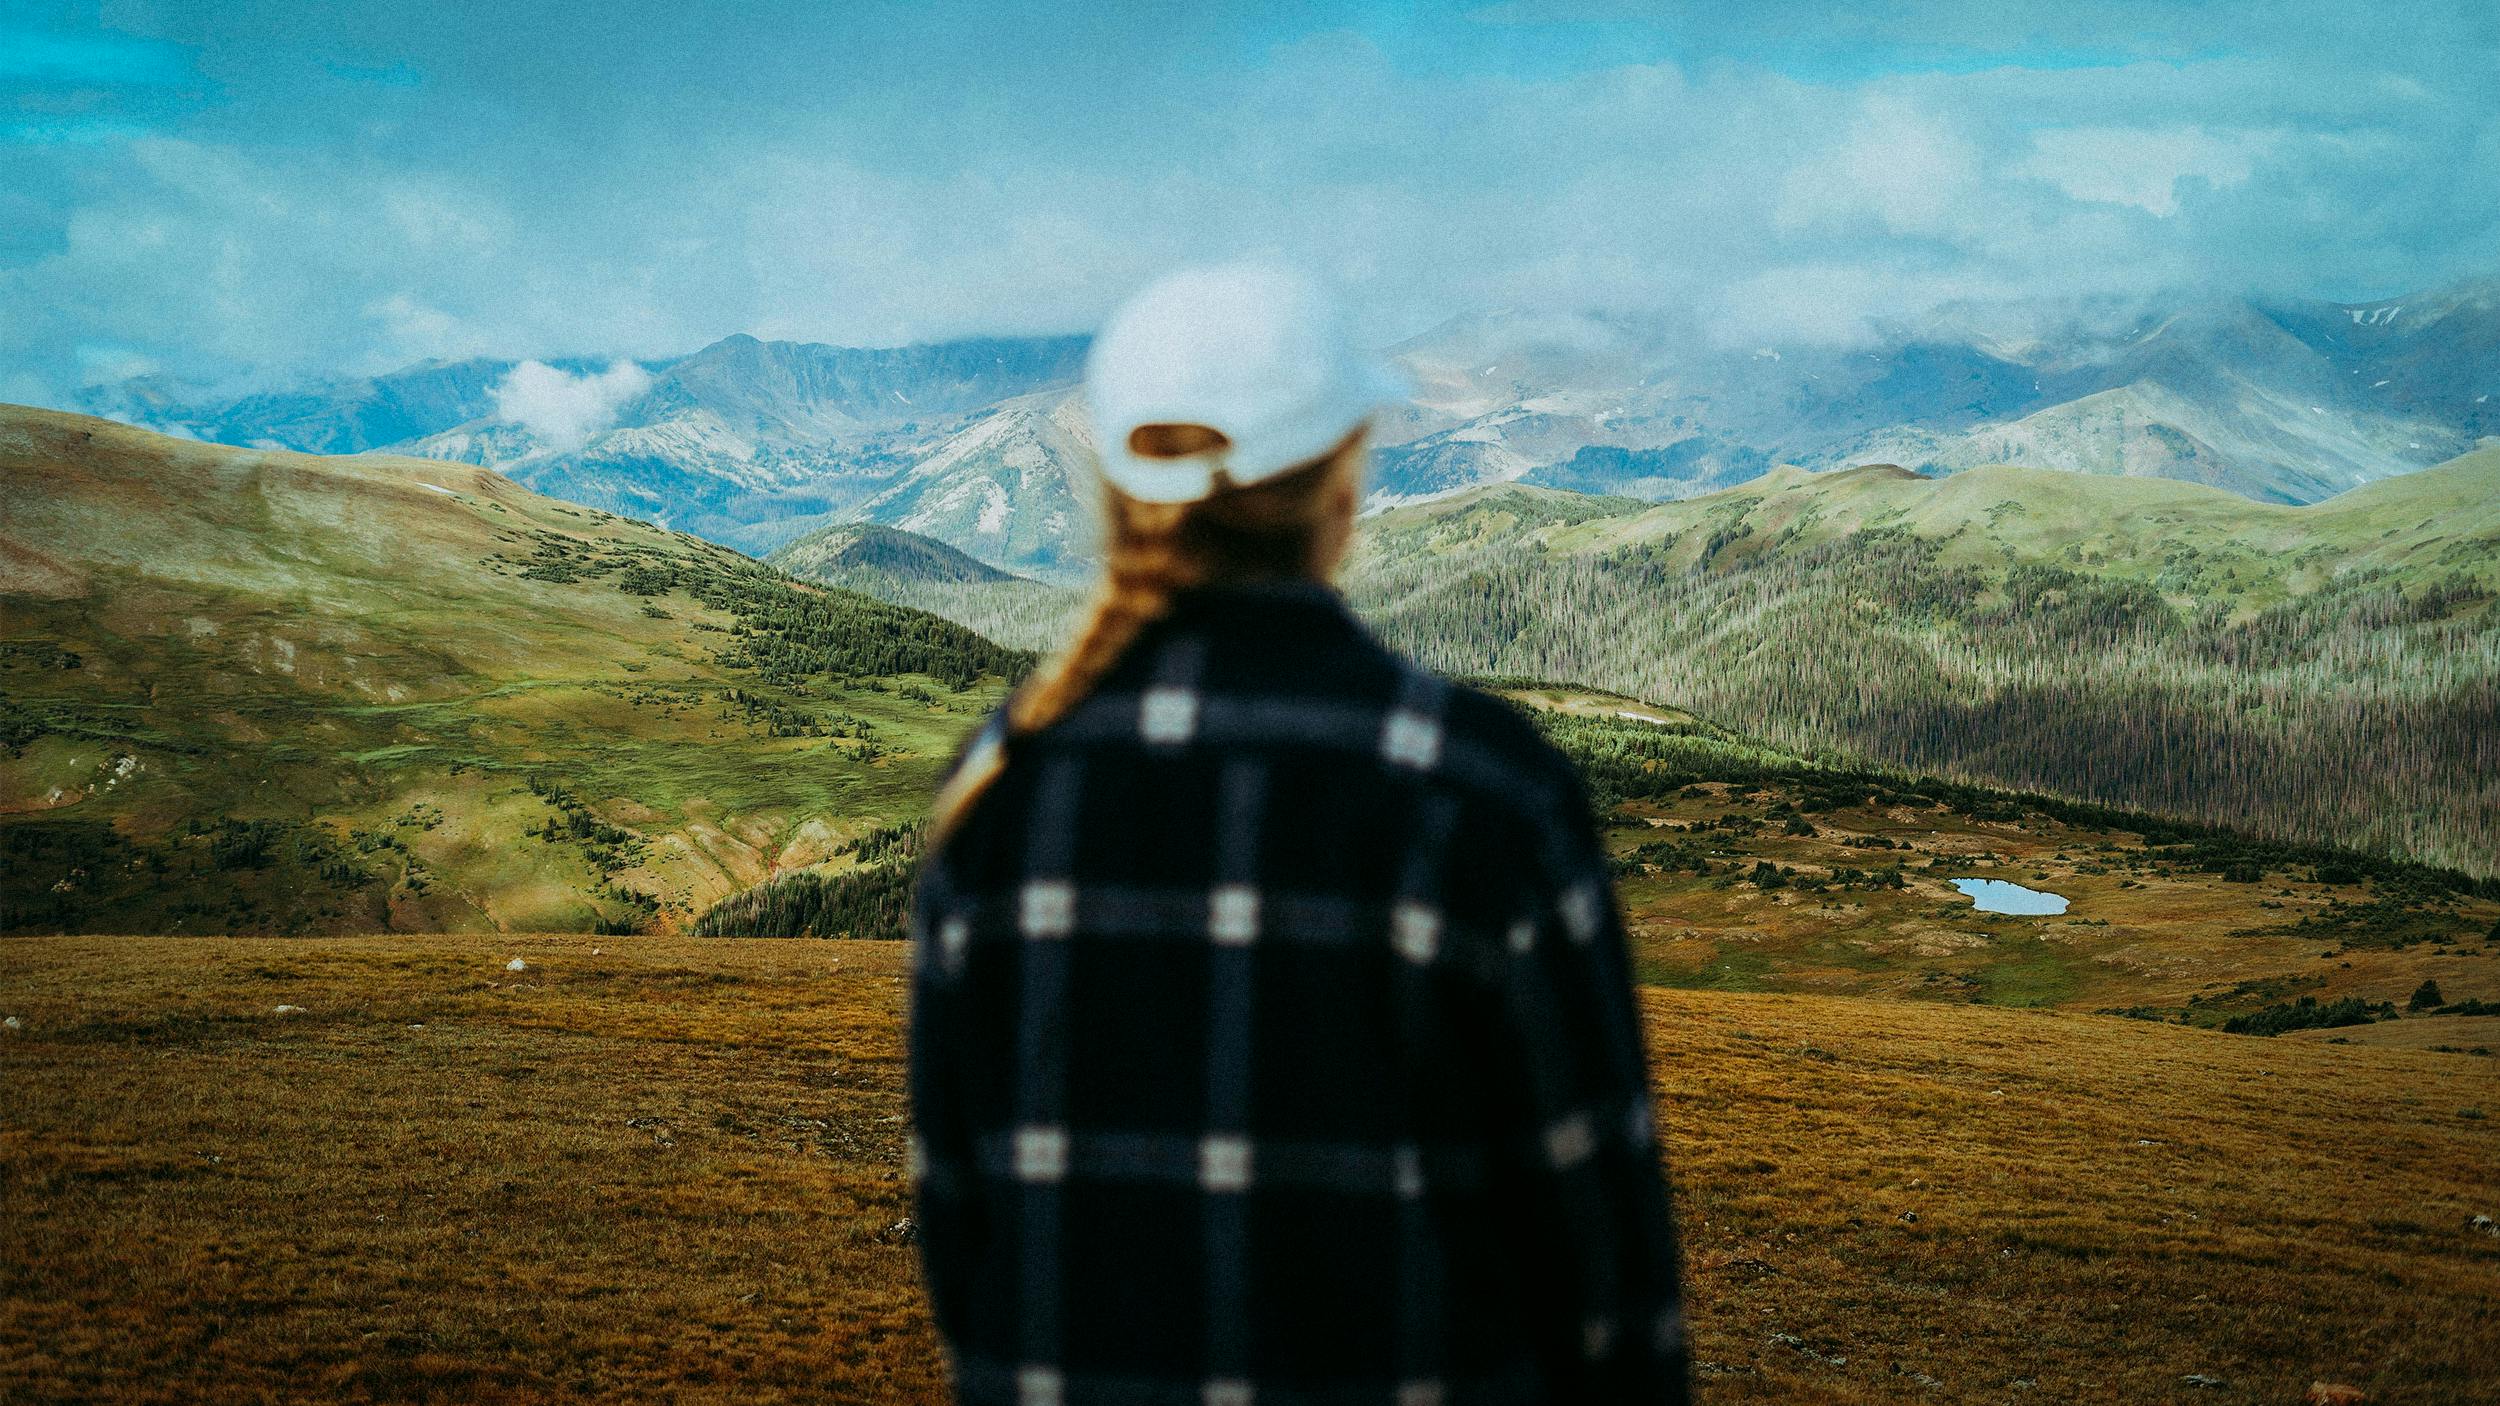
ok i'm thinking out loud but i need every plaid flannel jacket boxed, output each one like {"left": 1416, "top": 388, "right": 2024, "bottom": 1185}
{"left": 907, "top": 579, "right": 1688, "bottom": 1406}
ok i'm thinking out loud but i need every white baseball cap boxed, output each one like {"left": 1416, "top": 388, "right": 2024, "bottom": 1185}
{"left": 1084, "top": 262, "right": 1409, "bottom": 504}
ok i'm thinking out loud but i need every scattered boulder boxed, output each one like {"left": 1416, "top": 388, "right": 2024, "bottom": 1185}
{"left": 506, "top": 957, "right": 527, "bottom": 972}
{"left": 2181, "top": 1374, "right": 2226, "bottom": 1388}
{"left": 2307, "top": 1383, "right": 2366, "bottom": 1404}
{"left": 2469, "top": 1213, "right": 2498, "bottom": 1239}
{"left": 1768, "top": 1332, "right": 1847, "bottom": 1367}
{"left": 2, "top": 1015, "right": 20, "bottom": 1032}
{"left": 272, "top": 1004, "right": 306, "bottom": 1015}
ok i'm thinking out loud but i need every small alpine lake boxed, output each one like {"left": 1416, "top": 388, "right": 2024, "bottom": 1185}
{"left": 1951, "top": 878, "right": 2071, "bottom": 915}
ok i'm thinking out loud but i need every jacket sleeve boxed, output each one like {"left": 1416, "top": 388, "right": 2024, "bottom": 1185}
{"left": 905, "top": 865, "right": 982, "bottom": 1350}
{"left": 1481, "top": 771, "right": 1690, "bottom": 1403}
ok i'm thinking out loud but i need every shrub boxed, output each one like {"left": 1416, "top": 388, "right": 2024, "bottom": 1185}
{"left": 2222, "top": 995, "right": 2396, "bottom": 1037}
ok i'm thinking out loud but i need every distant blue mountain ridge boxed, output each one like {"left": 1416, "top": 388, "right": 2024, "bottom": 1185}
{"left": 63, "top": 277, "right": 2500, "bottom": 576}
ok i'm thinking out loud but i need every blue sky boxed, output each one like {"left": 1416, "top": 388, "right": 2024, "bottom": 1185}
{"left": 3, "top": 0, "right": 2496, "bottom": 404}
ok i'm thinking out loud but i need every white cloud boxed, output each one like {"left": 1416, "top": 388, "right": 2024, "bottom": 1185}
{"left": 490, "top": 360, "right": 653, "bottom": 451}
{"left": 365, "top": 292, "right": 490, "bottom": 361}
{"left": 2, "top": 16, "right": 2492, "bottom": 408}
{"left": 1776, "top": 94, "right": 1982, "bottom": 237}
{"left": 2015, "top": 125, "right": 2276, "bottom": 217}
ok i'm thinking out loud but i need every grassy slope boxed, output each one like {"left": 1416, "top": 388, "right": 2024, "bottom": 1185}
{"left": 0, "top": 406, "right": 1009, "bottom": 934}
{"left": 2, "top": 936, "right": 2493, "bottom": 1405}
{"left": 1534, "top": 449, "right": 2500, "bottom": 606}
{"left": 1347, "top": 449, "right": 2500, "bottom": 873}
{"left": 1370, "top": 447, "right": 2500, "bottom": 614}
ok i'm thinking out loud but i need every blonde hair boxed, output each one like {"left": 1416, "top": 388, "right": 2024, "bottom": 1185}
{"left": 930, "top": 427, "right": 1366, "bottom": 839}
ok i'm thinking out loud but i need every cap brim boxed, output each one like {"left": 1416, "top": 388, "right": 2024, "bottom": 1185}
{"left": 1097, "top": 451, "right": 1223, "bottom": 505}
{"left": 1094, "top": 355, "right": 1413, "bottom": 506}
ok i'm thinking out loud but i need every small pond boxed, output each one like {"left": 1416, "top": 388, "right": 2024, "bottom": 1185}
{"left": 1951, "top": 878, "right": 2070, "bottom": 915}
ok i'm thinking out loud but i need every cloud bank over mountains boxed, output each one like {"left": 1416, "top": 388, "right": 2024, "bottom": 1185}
{"left": 1, "top": 0, "right": 2494, "bottom": 405}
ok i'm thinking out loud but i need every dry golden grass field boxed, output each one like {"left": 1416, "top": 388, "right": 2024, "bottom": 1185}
{"left": 5, "top": 937, "right": 2497, "bottom": 1404}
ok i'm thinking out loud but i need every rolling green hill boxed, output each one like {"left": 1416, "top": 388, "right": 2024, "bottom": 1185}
{"left": 769, "top": 521, "right": 1075, "bottom": 652}
{"left": 1347, "top": 448, "right": 2500, "bottom": 874}
{"left": 765, "top": 521, "right": 1023, "bottom": 587}
{"left": 0, "top": 406, "right": 1023, "bottom": 935}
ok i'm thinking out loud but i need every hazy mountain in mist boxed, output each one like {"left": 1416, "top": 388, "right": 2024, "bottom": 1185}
{"left": 404, "top": 333, "right": 1091, "bottom": 553}
{"left": 1372, "top": 280, "right": 2496, "bottom": 508}
{"left": 65, "top": 276, "right": 2499, "bottom": 573}
{"left": 78, "top": 355, "right": 622, "bottom": 455}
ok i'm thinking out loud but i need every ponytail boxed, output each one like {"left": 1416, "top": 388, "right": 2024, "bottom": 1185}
{"left": 930, "top": 429, "right": 1364, "bottom": 841}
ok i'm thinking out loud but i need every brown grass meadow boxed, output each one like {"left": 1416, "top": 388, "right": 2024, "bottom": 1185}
{"left": 3, "top": 936, "right": 2496, "bottom": 1405}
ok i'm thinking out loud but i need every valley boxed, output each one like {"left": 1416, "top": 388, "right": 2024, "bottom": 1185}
{"left": 687, "top": 679, "right": 2500, "bottom": 1040}
{"left": 10, "top": 404, "right": 2494, "bottom": 1021}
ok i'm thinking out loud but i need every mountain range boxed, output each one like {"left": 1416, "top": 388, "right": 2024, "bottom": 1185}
{"left": 68, "top": 278, "right": 2500, "bottom": 579}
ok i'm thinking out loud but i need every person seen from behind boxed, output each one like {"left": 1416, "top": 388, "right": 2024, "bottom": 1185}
{"left": 907, "top": 264, "right": 1688, "bottom": 1405}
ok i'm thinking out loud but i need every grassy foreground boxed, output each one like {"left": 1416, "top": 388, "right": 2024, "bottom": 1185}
{"left": 4, "top": 937, "right": 2496, "bottom": 1404}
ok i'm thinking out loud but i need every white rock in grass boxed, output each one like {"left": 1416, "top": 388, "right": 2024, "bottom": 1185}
{"left": 506, "top": 957, "right": 527, "bottom": 972}
{"left": 2, "top": 1016, "right": 20, "bottom": 1031}
{"left": 272, "top": 1005, "right": 306, "bottom": 1015}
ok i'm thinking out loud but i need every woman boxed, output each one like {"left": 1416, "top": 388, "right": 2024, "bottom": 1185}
{"left": 908, "top": 264, "right": 1687, "bottom": 1405}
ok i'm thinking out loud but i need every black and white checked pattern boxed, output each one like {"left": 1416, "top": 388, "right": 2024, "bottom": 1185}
{"left": 910, "top": 579, "right": 1688, "bottom": 1405}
